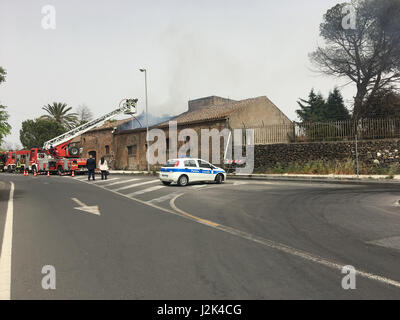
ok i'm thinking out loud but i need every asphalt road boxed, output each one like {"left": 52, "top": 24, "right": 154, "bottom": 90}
{"left": 0, "top": 172, "right": 400, "bottom": 299}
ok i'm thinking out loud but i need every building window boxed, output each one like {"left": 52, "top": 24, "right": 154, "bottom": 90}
{"left": 127, "top": 145, "right": 137, "bottom": 156}
{"left": 185, "top": 136, "right": 190, "bottom": 142}
{"left": 105, "top": 145, "right": 110, "bottom": 154}
{"left": 166, "top": 138, "right": 170, "bottom": 150}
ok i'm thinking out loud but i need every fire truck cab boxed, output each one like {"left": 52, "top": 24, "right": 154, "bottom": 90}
{"left": 4, "top": 150, "right": 30, "bottom": 172}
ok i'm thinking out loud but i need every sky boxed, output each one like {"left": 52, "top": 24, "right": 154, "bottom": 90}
{"left": 0, "top": 0, "right": 355, "bottom": 146}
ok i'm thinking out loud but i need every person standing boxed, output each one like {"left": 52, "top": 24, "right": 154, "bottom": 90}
{"left": 86, "top": 154, "right": 96, "bottom": 181}
{"left": 99, "top": 157, "right": 109, "bottom": 180}
{"left": 16, "top": 159, "right": 22, "bottom": 173}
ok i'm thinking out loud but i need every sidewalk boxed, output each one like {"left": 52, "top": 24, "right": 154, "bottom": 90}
{"left": 109, "top": 170, "right": 400, "bottom": 185}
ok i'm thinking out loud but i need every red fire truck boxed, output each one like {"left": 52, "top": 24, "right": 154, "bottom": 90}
{"left": 4, "top": 98, "right": 138, "bottom": 175}
{"left": 4, "top": 150, "right": 30, "bottom": 172}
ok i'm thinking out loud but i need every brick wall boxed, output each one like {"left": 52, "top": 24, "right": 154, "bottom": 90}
{"left": 114, "top": 120, "right": 229, "bottom": 170}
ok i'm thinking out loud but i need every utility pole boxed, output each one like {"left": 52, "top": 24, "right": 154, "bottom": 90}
{"left": 140, "top": 68, "right": 150, "bottom": 173}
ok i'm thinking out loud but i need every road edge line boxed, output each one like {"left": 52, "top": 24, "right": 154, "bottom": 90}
{"left": 0, "top": 181, "right": 14, "bottom": 300}
{"left": 169, "top": 193, "right": 400, "bottom": 289}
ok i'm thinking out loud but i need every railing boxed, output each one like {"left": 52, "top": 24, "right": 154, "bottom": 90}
{"left": 252, "top": 118, "right": 400, "bottom": 145}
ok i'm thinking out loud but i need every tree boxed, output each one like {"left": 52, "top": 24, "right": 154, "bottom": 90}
{"left": 0, "top": 105, "right": 11, "bottom": 143}
{"left": 325, "top": 88, "right": 351, "bottom": 121}
{"left": 41, "top": 102, "right": 78, "bottom": 129}
{"left": 0, "top": 66, "right": 11, "bottom": 145}
{"left": 364, "top": 87, "right": 400, "bottom": 117}
{"left": 20, "top": 118, "right": 66, "bottom": 149}
{"left": 297, "top": 88, "right": 350, "bottom": 123}
{"left": 296, "top": 89, "right": 327, "bottom": 122}
{"left": 0, "top": 66, "right": 6, "bottom": 84}
{"left": 75, "top": 104, "right": 93, "bottom": 126}
{"left": 310, "top": 0, "right": 400, "bottom": 119}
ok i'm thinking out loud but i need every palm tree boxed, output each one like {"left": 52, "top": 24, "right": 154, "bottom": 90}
{"left": 41, "top": 102, "right": 78, "bottom": 129}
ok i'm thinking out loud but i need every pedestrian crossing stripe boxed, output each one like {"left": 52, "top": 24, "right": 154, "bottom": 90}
{"left": 114, "top": 179, "right": 159, "bottom": 192}
{"left": 126, "top": 185, "right": 165, "bottom": 197}
{"left": 103, "top": 178, "right": 140, "bottom": 187}
{"left": 93, "top": 178, "right": 119, "bottom": 183}
{"left": 146, "top": 192, "right": 181, "bottom": 204}
{"left": 190, "top": 184, "right": 208, "bottom": 188}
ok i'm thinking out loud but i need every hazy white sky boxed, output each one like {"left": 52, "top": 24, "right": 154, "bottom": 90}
{"left": 0, "top": 0, "right": 354, "bottom": 145}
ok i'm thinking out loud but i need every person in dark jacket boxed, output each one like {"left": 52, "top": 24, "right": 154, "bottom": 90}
{"left": 86, "top": 154, "right": 96, "bottom": 181}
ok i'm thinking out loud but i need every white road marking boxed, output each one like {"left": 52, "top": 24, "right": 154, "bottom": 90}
{"left": 190, "top": 184, "right": 208, "bottom": 188}
{"left": 114, "top": 179, "right": 159, "bottom": 192}
{"left": 71, "top": 198, "right": 101, "bottom": 216}
{"left": 126, "top": 185, "right": 165, "bottom": 197}
{"left": 0, "top": 182, "right": 14, "bottom": 300}
{"left": 103, "top": 178, "right": 140, "bottom": 187}
{"left": 168, "top": 193, "right": 400, "bottom": 289}
{"left": 368, "top": 236, "right": 400, "bottom": 251}
{"left": 74, "top": 176, "right": 89, "bottom": 180}
{"left": 74, "top": 176, "right": 400, "bottom": 289}
{"left": 93, "top": 178, "right": 119, "bottom": 184}
{"left": 146, "top": 192, "right": 181, "bottom": 204}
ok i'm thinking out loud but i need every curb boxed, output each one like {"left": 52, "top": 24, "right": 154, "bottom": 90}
{"left": 108, "top": 170, "right": 400, "bottom": 186}
{"left": 227, "top": 174, "right": 400, "bottom": 186}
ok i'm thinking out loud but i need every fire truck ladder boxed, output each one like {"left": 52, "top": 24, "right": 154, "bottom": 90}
{"left": 43, "top": 99, "right": 138, "bottom": 150}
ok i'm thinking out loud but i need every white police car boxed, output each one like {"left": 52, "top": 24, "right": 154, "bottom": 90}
{"left": 159, "top": 158, "right": 226, "bottom": 186}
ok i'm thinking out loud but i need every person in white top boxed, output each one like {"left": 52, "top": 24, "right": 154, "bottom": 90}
{"left": 99, "top": 157, "right": 109, "bottom": 180}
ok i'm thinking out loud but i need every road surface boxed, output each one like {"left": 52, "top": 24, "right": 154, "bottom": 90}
{"left": 0, "top": 173, "right": 400, "bottom": 299}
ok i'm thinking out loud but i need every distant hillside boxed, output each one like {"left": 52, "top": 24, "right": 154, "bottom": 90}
{"left": 117, "top": 111, "right": 174, "bottom": 131}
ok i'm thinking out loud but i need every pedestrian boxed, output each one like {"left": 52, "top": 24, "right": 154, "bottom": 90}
{"left": 86, "top": 154, "right": 96, "bottom": 181}
{"left": 99, "top": 157, "right": 109, "bottom": 180}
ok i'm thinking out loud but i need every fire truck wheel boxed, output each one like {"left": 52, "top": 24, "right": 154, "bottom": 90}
{"left": 69, "top": 147, "right": 80, "bottom": 157}
{"left": 57, "top": 166, "right": 65, "bottom": 175}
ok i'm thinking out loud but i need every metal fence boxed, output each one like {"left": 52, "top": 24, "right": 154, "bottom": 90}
{"left": 253, "top": 118, "right": 400, "bottom": 145}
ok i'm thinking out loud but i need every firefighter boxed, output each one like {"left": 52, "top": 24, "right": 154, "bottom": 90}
{"left": 16, "top": 159, "right": 22, "bottom": 173}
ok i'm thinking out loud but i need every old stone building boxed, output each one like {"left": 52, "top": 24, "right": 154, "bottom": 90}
{"left": 113, "top": 95, "right": 291, "bottom": 170}
{"left": 73, "top": 95, "right": 291, "bottom": 170}
{"left": 73, "top": 118, "right": 131, "bottom": 169}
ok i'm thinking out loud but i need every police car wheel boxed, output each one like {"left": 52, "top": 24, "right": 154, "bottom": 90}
{"left": 178, "top": 175, "right": 189, "bottom": 186}
{"left": 215, "top": 174, "right": 223, "bottom": 184}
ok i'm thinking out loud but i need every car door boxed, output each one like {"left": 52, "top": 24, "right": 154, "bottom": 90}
{"left": 197, "top": 160, "right": 213, "bottom": 181}
{"left": 183, "top": 159, "right": 200, "bottom": 182}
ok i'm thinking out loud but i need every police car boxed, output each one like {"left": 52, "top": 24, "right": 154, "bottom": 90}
{"left": 159, "top": 158, "right": 226, "bottom": 186}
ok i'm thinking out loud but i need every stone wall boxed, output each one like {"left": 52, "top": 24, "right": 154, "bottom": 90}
{"left": 254, "top": 139, "right": 400, "bottom": 171}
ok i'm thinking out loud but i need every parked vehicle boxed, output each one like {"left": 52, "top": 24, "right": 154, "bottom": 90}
{"left": 159, "top": 158, "right": 226, "bottom": 186}
{"left": 4, "top": 150, "right": 30, "bottom": 172}
{"left": 2, "top": 98, "right": 138, "bottom": 175}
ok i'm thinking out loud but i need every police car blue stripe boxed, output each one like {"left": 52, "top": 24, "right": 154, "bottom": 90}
{"left": 161, "top": 168, "right": 225, "bottom": 174}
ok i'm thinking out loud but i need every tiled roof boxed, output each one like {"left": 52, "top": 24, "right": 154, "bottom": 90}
{"left": 159, "top": 96, "right": 267, "bottom": 126}
{"left": 89, "top": 118, "right": 132, "bottom": 131}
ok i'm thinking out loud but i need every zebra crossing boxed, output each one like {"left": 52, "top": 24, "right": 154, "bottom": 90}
{"left": 72, "top": 174, "right": 210, "bottom": 205}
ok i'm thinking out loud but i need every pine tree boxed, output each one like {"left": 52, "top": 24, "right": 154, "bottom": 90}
{"left": 296, "top": 88, "right": 350, "bottom": 123}
{"left": 296, "top": 89, "right": 326, "bottom": 122}
{"left": 324, "top": 88, "right": 350, "bottom": 121}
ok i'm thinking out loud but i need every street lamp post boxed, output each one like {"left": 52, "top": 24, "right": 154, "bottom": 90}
{"left": 140, "top": 68, "right": 150, "bottom": 173}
